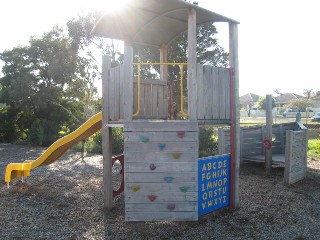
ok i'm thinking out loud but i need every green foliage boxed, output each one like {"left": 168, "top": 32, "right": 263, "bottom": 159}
{"left": 199, "top": 127, "right": 219, "bottom": 157}
{"left": 28, "top": 119, "right": 60, "bottom": 147}
{"left": 257, "top": 96, "right": 276, "bottom": 110}
{"left": 112, "top": 128, "right": 124, "bottom": 154}
{"left": 0, "top": 106, "right": 21, "bottom": 142}
{"left": 284, "top": 98, "right": 313, "bottom": 112}
{"left": 73, "top": 128, "right": 124, "bottom": 155}
{"left": 308, "top": 139, "right": 320, "bottom": 158}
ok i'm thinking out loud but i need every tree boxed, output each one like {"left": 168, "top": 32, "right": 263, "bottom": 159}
{"left": 257, "top": 96, "right": 276, "bottom": 110}
{"left": 284, "top": 98, "right": 313, "bottom": 112}
{"left": 0, "top": 27, "right": 96, "bottom": 145}
{"left": 303, "top": 89, "right": 314, "bottom": 99}
{"left": 133, "top": 20, "right": 229, "bottom": 118}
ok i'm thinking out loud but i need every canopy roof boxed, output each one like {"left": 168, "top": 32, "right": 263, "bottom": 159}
{"left": 91, "top": 0, "right": 239, "bottom": 47}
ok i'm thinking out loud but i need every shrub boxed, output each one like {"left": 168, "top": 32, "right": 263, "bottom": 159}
{"left": 199, "top": 126, "right": 219, "bottom": 157}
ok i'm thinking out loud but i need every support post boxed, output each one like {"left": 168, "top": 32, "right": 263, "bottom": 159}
{"left": 187, "top": 7, "right": 197, "bottom": 121}
{"left": 102, "top": 55, "right": 113, "bottom": 210}
{"left": 160, "top": 44, "right": 168, "bottom": 82}
{"left": 123, "top": 45, "right": 133, "bottom": 120}
{"left": 265, "top": 94, "right": 273, "bottom": 174}
{"left": 229, "top": 23, "right": 240, "bottom": 209}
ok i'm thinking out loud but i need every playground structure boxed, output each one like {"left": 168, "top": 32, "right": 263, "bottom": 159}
{"left": 5, "top": 0, "right": 240, "bottom": 221}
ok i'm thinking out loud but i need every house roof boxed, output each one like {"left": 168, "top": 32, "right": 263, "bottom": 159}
{"left": 91, "top": 0, "right": 239, "bottom": 47}
{"left": 275, "top": 93, "right": 304, "bottom": 104}
{"left": 240, "top": 93, "right": 261, "bottom": 105}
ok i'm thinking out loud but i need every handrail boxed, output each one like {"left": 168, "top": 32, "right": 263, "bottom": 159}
{"left": 132, "top": 62, "right": 188, "bottom": 117}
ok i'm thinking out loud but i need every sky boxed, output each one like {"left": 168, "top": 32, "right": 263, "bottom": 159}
{"left": 0, "top": 0, "right": 319, "bottom": 97}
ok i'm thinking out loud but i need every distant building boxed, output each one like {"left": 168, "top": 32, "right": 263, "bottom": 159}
{"left": 240, "top": 93, "right": 261, "bottom": 110}
{"left": 274, "top": 93, "right": 304, "bottom": 108}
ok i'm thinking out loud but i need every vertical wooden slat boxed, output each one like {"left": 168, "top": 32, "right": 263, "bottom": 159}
{"left": 203, "top": 65, "right": 212, "bottom": 119}
{"left": 219, "top": 68, "right": 226, "bottom": 119}
{"left": 229, "top": 22, "right": 240, "bottom": 210}
{"left": 160, "top": 44, "right": 168, "bottom": 82}
{"left": 265, "top": 95, "right": 273, "bottom": 174}
{"left": 187, "top": 7, "right": 197, "bottom": 121}
{"left": 123, "top": 46, "right": 133, "bottom": 121}
{"left": 212, "top": 67, "right": 218, "bottom": 119}
{"left": 119, "top": 64, "right": 124, "bottom": 120}
{"left": 225, "top": 69, "right": 231, "bottom": 119}
{"left": 102, "top": 55, "right": 113, "bottom": 210}
{"left": 196, "top": 64, "right": 204, "bottom": 119}
{"left": 114, "top": 66, "right": 120, "bottom": 119}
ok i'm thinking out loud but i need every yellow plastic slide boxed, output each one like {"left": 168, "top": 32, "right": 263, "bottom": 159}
{"left": 5, "top": 112, "right": 102, "bottom": 184}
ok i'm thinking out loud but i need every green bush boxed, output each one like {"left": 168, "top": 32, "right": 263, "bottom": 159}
{"left": 28, "top": 119, "right": 45, "bottom": 146}
{"left": 28, "top": 119, "right": 60, "bottom": 147}
{"left": 73, "top": 128, "right": 124, "bottom": 155}
{"left": 199, "top": 126, "right": 219, "bottom": 158}
{"left": 0, "top": 106, "right": 20, "bottom": 143}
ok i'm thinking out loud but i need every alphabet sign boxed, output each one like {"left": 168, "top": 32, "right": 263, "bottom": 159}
{"left": 198, "top": 154, "right": 230, "bottom": 216}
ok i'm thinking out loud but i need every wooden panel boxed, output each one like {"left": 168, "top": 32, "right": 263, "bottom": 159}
{"left": 284, "top": 130, "right": 307, "bottom": 184}
{"left": 219, "top": 68, "right": 226, "bottom": 119}
{"left": 119, "top": 64, "right": 124, "bottom": 120}
{"left": 204, "top": 66, "right": 212, "bottom": 119}
{"left": 125, "top": 172, "right": 196, "bottom": 183}
{"left": 125, "top": 182, "right": 198, "bottom": 193}
{"left": 108, "top": 67, "right": 115, "bottom": 120}
{"left": 225, "top": 69, "right": 231, "bottom": 119}
{"left": 114, "top": 66, "right": 120, "bottom": 119}
{"left": 124, "top": 121, "right": 198, "bottom": 221}
{"left": 125, "top": 162, "right": 197, "bottom": 172}
{"left": 125, "top": 121, "right": 198, "bottom": 132}
{"left": 125, "top": 152, "right": 198, "bottom": 163}
{"left": 125, "top": 212, "right": 197, "bottom": 222}
{"left": 212, "top": 66, "right": 219, "bottom": 119}
{"left": 126, "top": 202, "right": 197, "bottom": 212}
{"left": 124, "top": 131, "right": 198, "bottom": 142}
{"left": 197, "top": 64, "right": 205, "bottom": 119}
{"left": 125, "top": 142, "right": 196, "bottom": 153}
{"left": 126, "top": 192, "right": 197, "bottom": 202}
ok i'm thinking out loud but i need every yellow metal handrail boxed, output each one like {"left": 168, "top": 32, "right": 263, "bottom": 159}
{"left": 132, "top": 62, "right": 188, "bottom": 117}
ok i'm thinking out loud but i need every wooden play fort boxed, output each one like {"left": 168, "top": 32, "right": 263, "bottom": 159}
{"left": 91, "top": 0, "right": 240, "bottom": 221}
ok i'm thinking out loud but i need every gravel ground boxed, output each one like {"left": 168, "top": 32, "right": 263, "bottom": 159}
{"left": 0, "top": 143, "right": 319, "bottom": 240}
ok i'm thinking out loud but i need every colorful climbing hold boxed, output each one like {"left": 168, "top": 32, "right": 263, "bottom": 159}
{"left": 149, "top": 163, "right": 156, "bottom": 171}
{"left": 132, "top": 185, "right": 140, "bottom": 192}
{"left": 177, "top": 131, "right": 185, "bottom": 139}
{"left": 179, "top": 186, "right": 190, "bottom": 192}
{"left": 167, "top": 203, "right": 175, "bottom": 210}
{"left": 172, "top": 153, "right": 181, "bottom": 159}
{"left": 163, "top": 176, "right": 174, "bottom": 183}
{"left": 148, "top": 195, "right": 157, "bottom": 202}
{"left": 158, "top": 143, "right": 166, "bottom": 150}
{"left": 139, "top": 135, "right": 150, "bottom": 143}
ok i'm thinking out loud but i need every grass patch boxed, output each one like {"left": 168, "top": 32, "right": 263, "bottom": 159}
{"left": 308, "top": 139, "right": 320, "bottom": 158}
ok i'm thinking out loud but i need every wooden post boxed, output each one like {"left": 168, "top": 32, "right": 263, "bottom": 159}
{"left": 160, "top": 44, "right": 168, "bottom": 82}
{"left": 102, "top": 55, "right": 113, "bottom": 210}
{"left": 265, "top": 94, "right": 273, "bottom": 174}
{"left": 123, "top": 45, "right": 133, "bottom": 120}
{"left": 187, "top": 7, "right": 197, "bottom": 121}
{"left": 229, "top": 23, "right": 240, "bottom": 209}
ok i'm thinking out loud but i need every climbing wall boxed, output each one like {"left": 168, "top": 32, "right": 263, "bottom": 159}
{"left": 124, "top": 121, "right": 199, "bottom": 221}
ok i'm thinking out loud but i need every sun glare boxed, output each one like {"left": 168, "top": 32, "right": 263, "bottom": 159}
{"left": 95, "top": 0, "right": 131, "bottom": 13}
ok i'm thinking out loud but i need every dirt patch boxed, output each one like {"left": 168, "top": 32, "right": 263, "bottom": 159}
{"left": 0, "top": 143, "right": 319, "bottom": 239}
